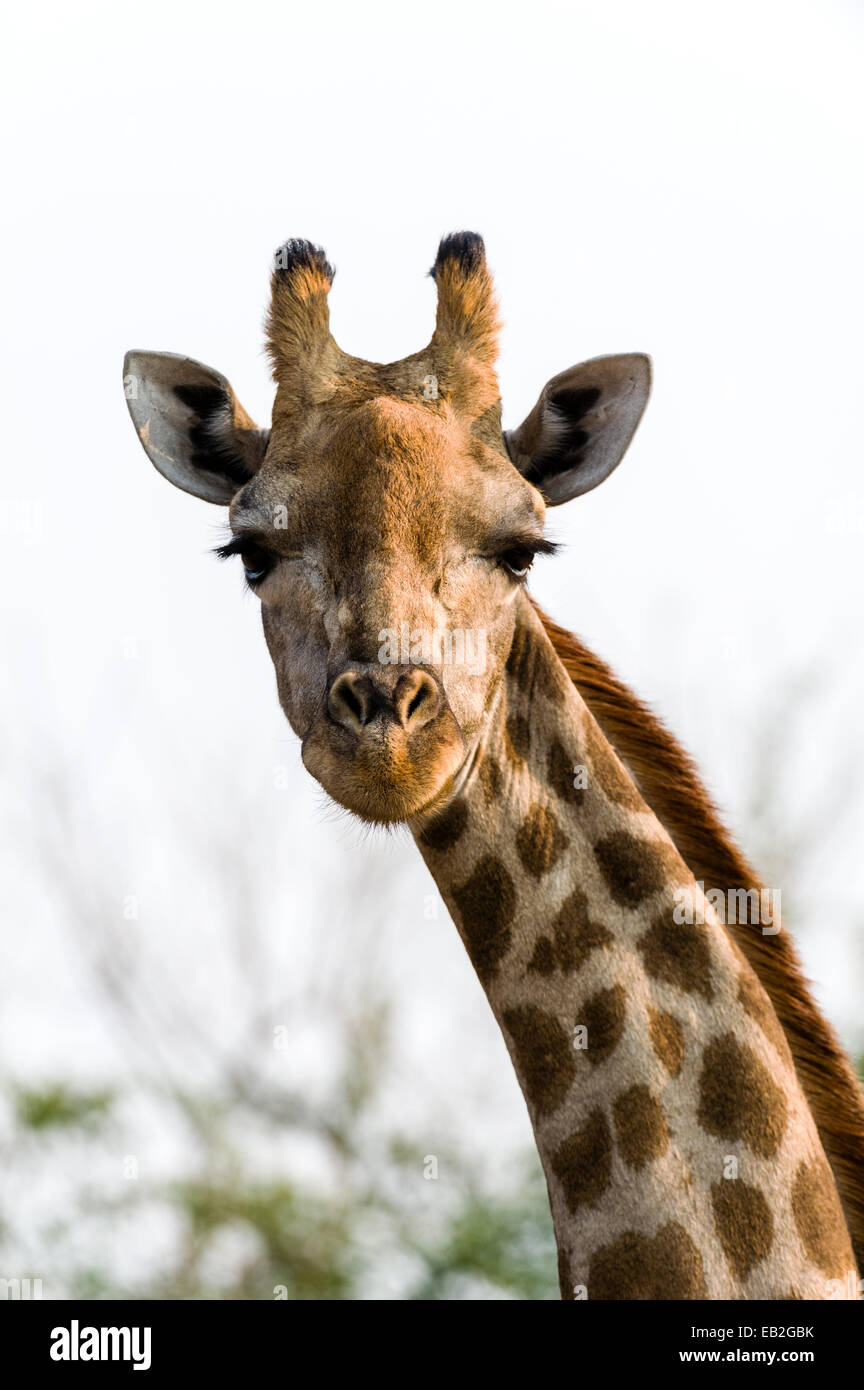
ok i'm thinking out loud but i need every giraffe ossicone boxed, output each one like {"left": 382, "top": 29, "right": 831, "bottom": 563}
{"left": 124, "top": 232, "right": 863, "bottom": 1300}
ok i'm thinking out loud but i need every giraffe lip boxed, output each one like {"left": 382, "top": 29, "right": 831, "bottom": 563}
{"left": 300, "top": 705, "right": 466, "bottom": 824}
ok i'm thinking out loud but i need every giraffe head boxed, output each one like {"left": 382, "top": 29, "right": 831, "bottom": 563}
{"left": 124, "top": 235, "right": 650, "bottom": 822}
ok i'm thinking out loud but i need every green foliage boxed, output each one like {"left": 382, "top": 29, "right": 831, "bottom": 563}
{"left": 2, "top": 1051, "right": 556, "bottom": 1299}
{"left": 408, "top": 1166, "right": 557, "bottom": 1300}
{"left": 168, "top": 1177, "right": 356, "bottom": 1300}
{"left": 14, "top": 1083, "right": 113, "bottom": 1132}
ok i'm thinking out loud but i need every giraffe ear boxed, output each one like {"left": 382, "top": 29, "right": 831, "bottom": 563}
{"left": 122, "top": 351, "right": 270, "bottom": 504}
{"left": 504, "top": 354, "right": 651, "bottom": 505}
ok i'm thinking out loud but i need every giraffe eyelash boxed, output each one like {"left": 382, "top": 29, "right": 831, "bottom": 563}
{"left": 214, "top": 535, "right": 276, "bottom": 586}
{"left": 496, "top": 536, "right": 558, "bottom": 580}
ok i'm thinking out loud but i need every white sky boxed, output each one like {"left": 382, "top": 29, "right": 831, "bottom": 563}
{"left": 2, "top": 0, "right": 862, "bottom": 1125}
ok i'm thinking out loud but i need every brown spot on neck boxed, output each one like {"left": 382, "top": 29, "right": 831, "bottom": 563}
{"left": 551, "top": 1108, "right": 613, "bottom": 1215}
{"left": 451, "top": 855, "right": 515, "bottom": 984}
{"left": 516, "top": 802, "right": 568, "bottom": 879}
{"left": 587, "top": 1221, "right": 708, "bottom": 1300}
{"left": 791, "top": 1158, "right": 855, "bottom": 1277}
{"left": 697, "top": 1034, "right": 788, "bottom": 1158}
{"left": 594, "top": 832, "right": 684, "bottom": 909}
{"left": 579, "top": 984, "right": 627, "bottom": 1068}
{"left": 552, "top": 889, "right": 614, "bottom": 973}
{"left": 526, "top": 936, "right": 557, "bottom": 976}
{"left": 710, "top": 1179, "right": 774, "bottom": 1280}
{"left": 638, "top": 912, "right": 716, "bottom": 1002}
{"left": 612, "top": 1085, "right": 670, "bottom": 1169}
{"left": 648, "top": 1007, "right": 686, "bottom": 1076}
{"left": 504, "top": 712, "right": 531, "bottom": 767}
{"left": 477, "top": 754, "right": 503, "bottom": 804}
{"left": 737, "top": 969, "right": 793, "bottom": 1068}
{"left": 419, "top": 797, "right": 469, "bottom": 853}
{"left": 506, "top": 617, "right": 566, "bottom": 708}
{"left": 582, "top": 715, "right": 645, "bottom": 812}
{"left": 502, "top": 1004, "right": 576, "bottom": 1118}
{"left": 547, "top": 738, "right": 587, "bottom": 807}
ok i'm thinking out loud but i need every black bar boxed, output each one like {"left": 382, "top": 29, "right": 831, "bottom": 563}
{"left": 4, "top": 1298, "right": 858, "bottom": 1376}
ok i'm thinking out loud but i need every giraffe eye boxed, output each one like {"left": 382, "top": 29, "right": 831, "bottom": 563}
{"left": 492, "top": 535, "right": 558, "bottom": 581}
{"left": 241, "top": 547, "right": 273, "bottom": 585}
{"left": 214, "top": 535, "right": 276, "bottom": 587}
{"left": 499, "top": 545, "right": 537, "bottom": 580}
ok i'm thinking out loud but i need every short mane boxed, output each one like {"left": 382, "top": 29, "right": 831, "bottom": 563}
{"left": 534, "top": 600, "right": 864, "bottom": 1274}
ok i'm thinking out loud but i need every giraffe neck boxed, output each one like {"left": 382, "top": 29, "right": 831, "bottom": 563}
{"left": 412, "top": 598, "right": 856, "bottom": 1300}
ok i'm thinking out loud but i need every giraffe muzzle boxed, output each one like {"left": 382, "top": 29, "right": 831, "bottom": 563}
{"left": 327, "top": 666, "right": 443, "bottom": 736}
{"left": 302, "top": 663, "right": 466, "bottom": 823}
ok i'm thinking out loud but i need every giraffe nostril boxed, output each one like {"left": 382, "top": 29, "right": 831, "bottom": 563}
{"left": 341, "top": 685, "right": 365, "bottom": 724}
{"left": 407, "top": 688, "right": 426, "bottom": 721}
{"left": 327, "top": 667, "right": 443, "bottom": 735}
{"left": 327, "top": 671, "right": 374, "bottom": 732}
{"left": 394, "top": 669, "right": 442, "bottom": 732}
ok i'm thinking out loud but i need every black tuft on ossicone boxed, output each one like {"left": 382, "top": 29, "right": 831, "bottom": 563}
{"left": 272, "top": 238, "right": 335, "bottom": 282}
{"left": 430, "top": 231, "right": 486, "bottom": 279}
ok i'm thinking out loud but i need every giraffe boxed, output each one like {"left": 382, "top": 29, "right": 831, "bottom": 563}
{"left": 123, "top": 233, "right": 864, "bottom": 1299}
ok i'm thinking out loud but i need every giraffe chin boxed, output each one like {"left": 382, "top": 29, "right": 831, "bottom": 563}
{"left": 301, "top": 711, "right": 466, "bottom": 825}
